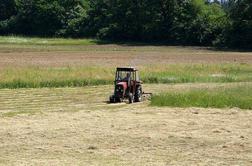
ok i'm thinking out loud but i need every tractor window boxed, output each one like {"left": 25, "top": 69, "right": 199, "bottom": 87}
{"left": 116, "top": 71, "right": 133, "bottom": 81}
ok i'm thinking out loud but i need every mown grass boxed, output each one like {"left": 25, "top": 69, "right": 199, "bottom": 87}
{"left": 2, "top": 110, "right": 40, "bottom": 117}
{"left": 151, "top": 84, "right": 252, "bottom": 110}
{"left": 0, "top": 36, "right": 99, "bottom": 45}
{"left": 0, "top": 64, "right": 251, "bottom": 89}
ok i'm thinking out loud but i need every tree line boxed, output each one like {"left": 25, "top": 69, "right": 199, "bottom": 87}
{"left": 0, "top": 0, "right": 251, "bottom": 48}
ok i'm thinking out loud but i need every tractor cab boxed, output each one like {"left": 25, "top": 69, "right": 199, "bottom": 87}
{"left": 115, "top": 67, "right": 140, "bottom": 84}
{"left": 110, "top": 67, "right": 142, "bottom": 104}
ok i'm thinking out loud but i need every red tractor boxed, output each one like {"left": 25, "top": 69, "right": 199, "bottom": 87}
{"left": 110, "top": 67, "right": 142, "bottom": 104}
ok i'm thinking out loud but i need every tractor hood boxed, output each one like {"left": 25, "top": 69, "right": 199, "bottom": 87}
{"left": 116, "top": 82, "right": 127, "bottom": 89}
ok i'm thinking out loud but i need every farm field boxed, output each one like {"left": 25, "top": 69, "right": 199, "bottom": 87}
{"left": 0, "top": 37, "right": 252, "bottom": 165}
{"left": 0, "top": 83, "right": 252, "bottom": 165}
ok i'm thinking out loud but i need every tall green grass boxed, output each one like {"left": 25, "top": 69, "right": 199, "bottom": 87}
{"left": 141, "top": 64, "right": 252, "bottom": 83}
{"left": 0, "top": 64, "right": 251, "bottom": 89}
{"left": 0, "top": 67, "right": 114, "bottom": 89}
{"left": 151, "top": 84, "right": 252, "bottom": 110}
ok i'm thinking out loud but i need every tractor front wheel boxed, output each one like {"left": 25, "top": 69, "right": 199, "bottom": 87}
{"left": 115, "top": 97, "right": 122, "bottom": 103}
{"left": 135, "top": 86, "right": 142, "bottom": 102}
{"left": 110, "top": 95, "right": 115, "bottom": 103}
{"left": 129, "top": 93, "right": 134, "bottom": 104}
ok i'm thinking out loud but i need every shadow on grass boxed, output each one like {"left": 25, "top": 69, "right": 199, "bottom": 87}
{"left": 2, "top": 35, "right": 251, "bottom": 52}
{"left": 96, "top": 39, "right": 252, "bottom": 52}
{"left": 206, "top": 47, "right": 252, "bottom": 52}
{"left": 95, "top": 39, "right": 184, "bottom": 46}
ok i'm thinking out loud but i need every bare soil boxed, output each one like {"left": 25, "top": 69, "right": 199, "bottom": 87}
{"left": 0, "top": 45, "right": 252, "bottom": 68}
{"left": 0, "top": 83, "right": 251, "bottom": 165}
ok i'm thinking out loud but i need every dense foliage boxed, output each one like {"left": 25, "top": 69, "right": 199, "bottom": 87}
{"left": 224, "top": 0, "right": 252, "bottom": 48}
{"left": 0, "top": 0, "right": 251, "bottom": 48}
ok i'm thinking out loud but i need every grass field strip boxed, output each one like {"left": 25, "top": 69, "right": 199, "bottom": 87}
{"left": 0, "top": 64, "right": 251, "bottom": 89}
{"left": 0, "top": 83, "right": 250, "bottom": 117}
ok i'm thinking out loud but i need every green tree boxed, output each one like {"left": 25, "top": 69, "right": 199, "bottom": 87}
{"left": 0, "top": 0, "right": 16, "bottom": 34}
{"left": 2, "top": 0, "right": 248, "bottom": 48}
{"left": 0, "top": 0, "right": 16, "bottom": 21}
{"left": 174, "top": 0, "right": 228, "bottom": 45}
{"left": 84, "top": 0, "right": 179, "bottom": 41}
{"left": 226, "top": 0, "right": 252, "bottom": 48}
{"left": 13, "top": 0, "right": 87, "bottom": 36}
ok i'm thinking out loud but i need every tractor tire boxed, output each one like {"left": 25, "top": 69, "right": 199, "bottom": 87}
{"left": 115, "top": 97, "right": 122, "bottom": 103}
{"left": 134, "top": 86, "right": 142, "bottom": 102}
{"left": 110, "top": 96, "right": 115, "bottom": 103}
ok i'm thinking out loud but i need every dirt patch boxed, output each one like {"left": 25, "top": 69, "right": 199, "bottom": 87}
{"left": 0, "top": 83, "right": 251, "bottom": 165}
{"left": 0, "top": 45, "right": 252, "bottom": 68}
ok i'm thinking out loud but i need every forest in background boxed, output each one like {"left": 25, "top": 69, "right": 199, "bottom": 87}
{"left": 0, "top": 0, "right": 251, "bottom": 48}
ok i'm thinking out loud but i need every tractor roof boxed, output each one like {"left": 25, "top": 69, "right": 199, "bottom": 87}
{"left": 117, "top": 67, "right": 138, "bottom": 72}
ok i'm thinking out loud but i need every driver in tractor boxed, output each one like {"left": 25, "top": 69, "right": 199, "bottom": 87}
{"left": 123, "top": 72, "right": 131, "bottom": 87}
{"left": 123, "top": 73, "right": 131, "bottom": 81}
